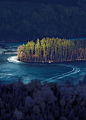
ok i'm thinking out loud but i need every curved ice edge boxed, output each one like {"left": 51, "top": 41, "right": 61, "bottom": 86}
{"left": 4, "top": 52, "right": 17, "bottom": 54}
{"left": 0, "top": 73, "right": 13, "bottom": 75}
{"left": 0, "top": 73, "right": 13, "bottom": 79}
{"left": 41, "top": 65, "right": 80, "bottom": 83}
{"left": 7, "top": 56, "right": 21, "bottom": 63}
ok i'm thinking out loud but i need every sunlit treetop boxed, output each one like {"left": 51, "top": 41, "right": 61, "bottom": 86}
{"left": 17, "top": 37, "right": 86, "bottom": 62}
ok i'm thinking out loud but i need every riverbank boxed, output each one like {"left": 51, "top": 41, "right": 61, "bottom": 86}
{"left": 17, "top": 58, "right": 86, "bottom": 64}
{"left": 0, "top": 39, "right": 28, "bottom": 43}
{"left": 0, "top": 79, "right": 86, "bottom": 120}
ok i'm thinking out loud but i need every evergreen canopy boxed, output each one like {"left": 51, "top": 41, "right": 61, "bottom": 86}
{"left": 17, "top": 37, "right": 86, "bottom": 62}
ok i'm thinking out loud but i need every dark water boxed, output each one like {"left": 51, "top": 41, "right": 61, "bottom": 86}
{"left": 0, "top": 42, "right": 86, "bottom": 85}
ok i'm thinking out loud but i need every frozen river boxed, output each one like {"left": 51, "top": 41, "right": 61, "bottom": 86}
{"left": 0, "top": 42, "right": 86, "bottom": 85}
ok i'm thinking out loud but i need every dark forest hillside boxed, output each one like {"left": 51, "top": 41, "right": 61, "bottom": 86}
{"left": 0, "top": 78, "right": 86, "bottom": 120}
{"left": 0, "top": 0, "right": 78, "bottom": 5}
{"left": 0, "top": 0, "right": 86, "bottom": 42}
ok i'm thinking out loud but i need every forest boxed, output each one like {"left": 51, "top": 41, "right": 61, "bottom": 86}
{"left": 0, "top": 0, "right": 86, "bottom": 42}
{"left": 17, "top": 37, "right": 86, "bottom": 62}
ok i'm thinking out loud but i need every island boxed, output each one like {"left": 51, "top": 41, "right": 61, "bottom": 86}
{"left": 17, "top": 37, "right": 86, "bottom": 63}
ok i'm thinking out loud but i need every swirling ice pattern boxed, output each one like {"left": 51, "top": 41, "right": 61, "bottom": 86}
{"left": 41, "top": 65, "right": 80, "bottom": 83}
{"left": 7, "top": 56, "right": 80, "bottom": 84}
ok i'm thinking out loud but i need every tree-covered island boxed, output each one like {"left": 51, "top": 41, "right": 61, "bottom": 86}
{"left": 17, "top": 37, "right": 86, "bottom": 63}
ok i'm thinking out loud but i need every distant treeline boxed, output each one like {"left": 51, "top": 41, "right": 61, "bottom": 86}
{"left": 17, "top": 37, "right": 86, "bottom": 62}
{"left": 0, "top": 1, "right": 86, "bottom": 42}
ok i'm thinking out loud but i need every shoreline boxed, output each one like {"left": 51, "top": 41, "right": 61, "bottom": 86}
{"left": 17, "top": 58, "right": 86, "bottom": 64}
{"left": 0, "top": 37, "right": 86, "bottom": 43}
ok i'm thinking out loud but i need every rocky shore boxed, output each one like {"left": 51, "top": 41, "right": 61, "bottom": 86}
{"left": 0, "top": 77, "right": 86, "bottom": 120}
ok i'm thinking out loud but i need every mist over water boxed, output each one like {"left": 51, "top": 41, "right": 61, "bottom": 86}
{"left": 0, "top": 42, "right": 86, "bottom": 85}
